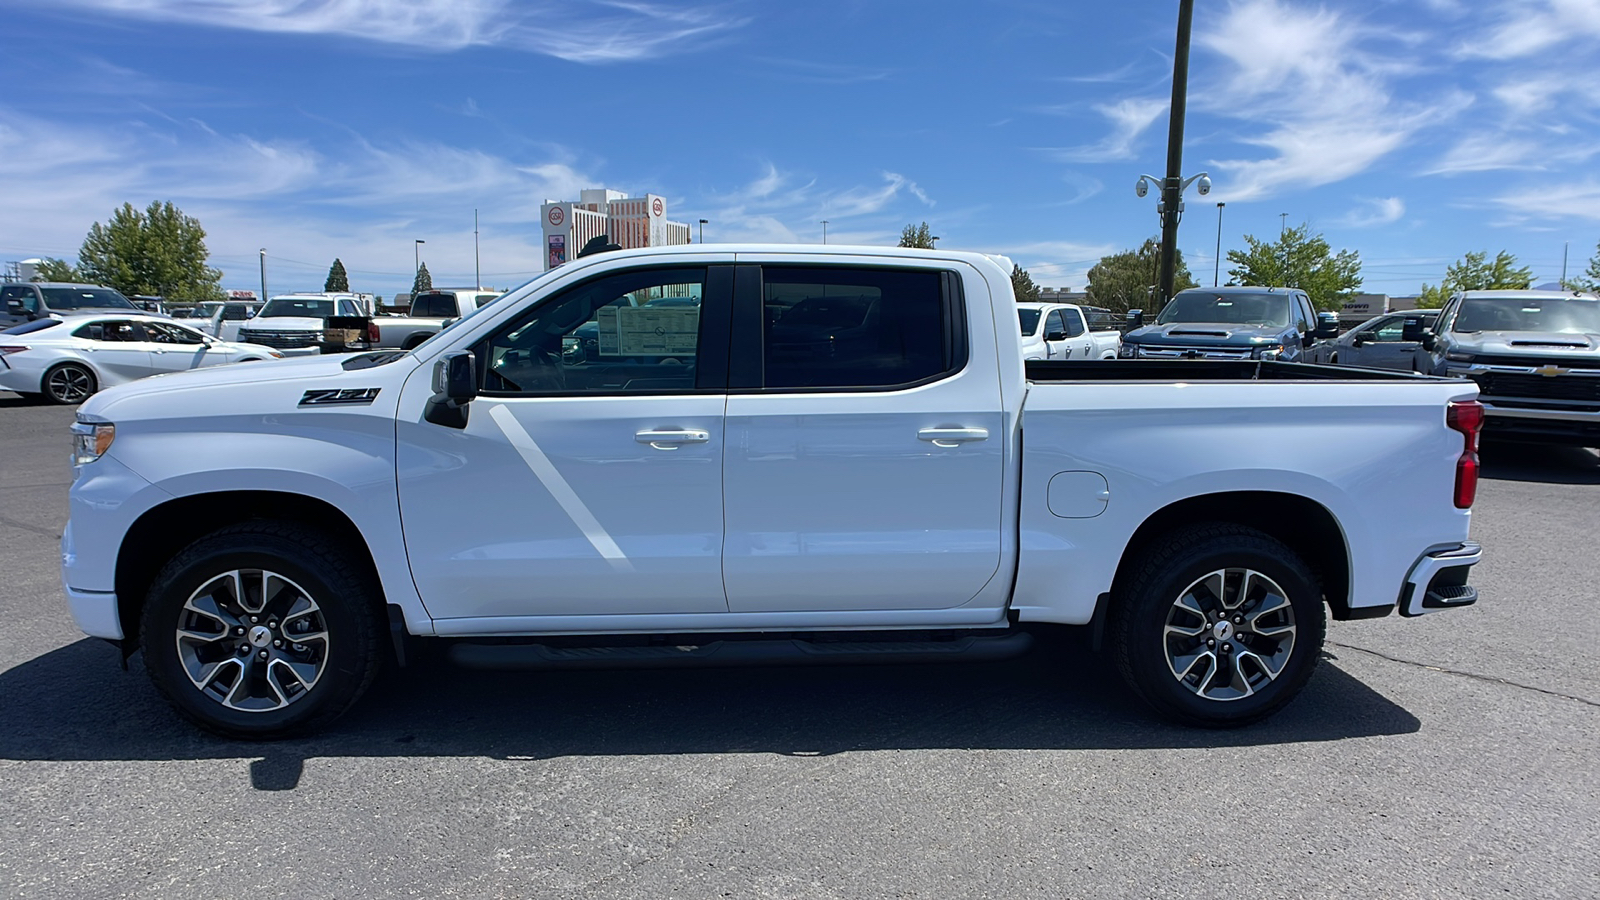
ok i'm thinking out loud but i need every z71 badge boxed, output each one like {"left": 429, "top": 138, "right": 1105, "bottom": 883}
{"left": 299, "top": 387, "right": 381, "bottom": 407}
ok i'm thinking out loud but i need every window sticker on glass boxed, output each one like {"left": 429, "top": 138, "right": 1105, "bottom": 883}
{"left": 595, "top": 306, "right": 700, "bottom": 357}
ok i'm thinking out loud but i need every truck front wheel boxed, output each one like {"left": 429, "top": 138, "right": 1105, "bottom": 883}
{"left": 1109, "top": 524, "right": 1325, "bottom": 727}
{"left": 139, "top": 523, "right": 384, "bottom": 739}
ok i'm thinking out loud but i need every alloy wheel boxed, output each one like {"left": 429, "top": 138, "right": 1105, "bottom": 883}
{"left": 1161, "top": 567, "right": 1297, "bottom": 701}
{"left": 174, "top": 569, "right": 331, "bottom": 712}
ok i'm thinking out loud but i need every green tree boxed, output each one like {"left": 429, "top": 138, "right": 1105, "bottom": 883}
{"left": 1225, "top": 224, "right": 1362, "bottom": 310}
{"left": 412, "top": 262, "right": 433, "bottom": 296}
{"left": 77, "top": 201, "right": 223, "bottom": 300}
{"left": 1085, "top": 238, "right": 1197, "bottom": 314}
{"left": 1417, "top": 250, "right": 1535, "bottom": 307}
{"left": 898, "top": 222, "right": 937, "bottom": 249}
{"left": 324, "top": 258, "right": 350, "bottom": 292}
{"left": 29, "top": 257, "right": 81, "bottom": 282}
{"left": 1010, "top": 263, "right": 1041, "bottom": 302}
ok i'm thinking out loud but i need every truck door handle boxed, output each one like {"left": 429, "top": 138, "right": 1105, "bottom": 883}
{"left": 918, "top": 427, "right": 989, "bottom": 448}
{"left": 635, "top": 429, "right": 709, "bottom": 450}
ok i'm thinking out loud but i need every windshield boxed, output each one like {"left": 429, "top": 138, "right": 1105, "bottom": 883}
{"left": 39, "top": 287, "right": 136, "bottom": 310}
{"left": 260, "top": 297, "right": 335, "bottom": 318}
{"left": 1156, "top": 291, "right": 1290, "bottom": 327}
{"left": 1018, "top": 308, "right": 1042, "bottom": 336}
{"left": 1453, "top": 296, "right": 1600, "bottom": 334}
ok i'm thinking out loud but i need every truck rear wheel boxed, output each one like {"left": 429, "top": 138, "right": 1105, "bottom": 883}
{"left": 139, "top": 523, "right": 384, "bottom": 739}
{"left": 1109, "top": 524, "right": 1325, "bottom": 727}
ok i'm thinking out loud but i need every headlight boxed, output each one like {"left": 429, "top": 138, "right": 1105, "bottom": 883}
{"left": 1256, "top": 345, "right": 1284, "bottom": 360}
{"left": 70, "top": 420, "right": 115, "bottom": 466}
{"left": 1446, "top": 352, "right": 1475, "bottom": 362}
{"left": 1119, "top": 344, "right": 1137, "bottom": 358}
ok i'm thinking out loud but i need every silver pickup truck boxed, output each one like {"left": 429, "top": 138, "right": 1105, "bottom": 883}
{"left": 375, "top": 288, "right": 502, "bottom": 350}
{"left": 1427, "top": 289, "right": 1600, "bottom": 446}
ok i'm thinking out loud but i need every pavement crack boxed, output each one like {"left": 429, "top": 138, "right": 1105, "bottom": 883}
{"left": 1329, "top": 640, "right": 1600, "bottom": 710}
{"left": 0, "top": 513, "right": 59, "bottom": 540}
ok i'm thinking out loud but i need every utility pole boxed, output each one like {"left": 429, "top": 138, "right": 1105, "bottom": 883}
{"left": 698, "top": 219, "right": 708, "bottom": 243}
{"left": 1279, "top": 213, "right": 1289, "bottom": 286}
{"left": 1562, "top": 241, "right": 1569, "bottom": 286}
{"left": 1214, "top": 202, "right": 1225, "bottom": 286}
{"left": 474, "top": 210, "right": 481, "bottom": 289}
{"left": 1156, "top": 0, "right": 1196, "bottom": 306}
{"left": 258, "top": 248, "right": 266, "bottom": 301}
{"left": 821, "top": 220, "right": 829, "bottom": 244}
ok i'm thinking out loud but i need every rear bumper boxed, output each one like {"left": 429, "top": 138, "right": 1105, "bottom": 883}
{"left": 1398, "top": 542, "right": 1482, "bottom": 618}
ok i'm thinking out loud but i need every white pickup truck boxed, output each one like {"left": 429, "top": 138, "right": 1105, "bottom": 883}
{"left": 374, "top": 288, "right": 503, "bottom": 350}
{"left": 1017, "top": 301, "right": 1122, "bottom": 360}
{"left": 60, "top": 245, "right": 1485, "bottom": 739}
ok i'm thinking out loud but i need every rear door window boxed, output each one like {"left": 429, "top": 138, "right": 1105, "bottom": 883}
{"left": 759, "top": 267, "right": 957, "bottom": 390}
{"left": 1063, "top": 309, "right": 1086, "bottom": 338}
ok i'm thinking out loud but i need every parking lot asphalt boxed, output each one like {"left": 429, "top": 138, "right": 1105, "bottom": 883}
{"left": 1, "top": 391, "right": 1597, "bottom": 899}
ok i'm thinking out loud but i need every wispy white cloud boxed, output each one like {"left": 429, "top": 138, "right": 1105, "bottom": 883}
{"left": 1458, "top": 0, "right": 1600, "bottom": 60}
{"left": 1196, "top": 0, "right": 1463, "bottom": 202}
{"left": 27, "top": 0, "right": 746, "bottom": 63}
{"left": 999, "top": 240, "right": 1119, "bottom": 292}
{"left": 1491, "top": 179, "right": 1600, "bottom": 223}
{"left": 697, "top": 165, "right": 936, "bottom": 245}
{"left": 751, "top": 57, "right": 891, "bottom": 84}
{"left": 1045, "top": 98, "right": 1167, "bottom": 164}
{"left": 1339, "top": 196, "right": 1405, "bottom": 228}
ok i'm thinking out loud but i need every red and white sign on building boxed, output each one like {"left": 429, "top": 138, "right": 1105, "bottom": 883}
{"left": 539, "top": 189, "right": 690, "bottom": 270}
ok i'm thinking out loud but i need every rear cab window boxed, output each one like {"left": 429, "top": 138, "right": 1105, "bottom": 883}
{"left": 754, "top": 266, "right": 964, "bottom": 391}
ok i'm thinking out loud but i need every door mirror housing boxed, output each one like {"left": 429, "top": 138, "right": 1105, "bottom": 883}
{"left": 1314, "top": 312, "right": 1340, "bottom": 339}
{"left": 1401, "top": 317, "right": 1427, "bottom": 343}
{"left": 1044, "top": 328, "right": 1067, "bottom": 342}
{"left": 1125, "top": 309, "right": 1144, "bottom": 330}
{"left": 425, "top": 350, "right": 477, "bottom": 429}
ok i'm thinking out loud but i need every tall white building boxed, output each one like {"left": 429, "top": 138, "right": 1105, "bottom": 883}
{"left": 540, "top": 189, "right": 691, "bottom": 270}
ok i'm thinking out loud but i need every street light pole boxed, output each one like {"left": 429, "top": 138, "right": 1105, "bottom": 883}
{"left": 474, "top": 211, "right": 481, "bottom": 289}
{"left": 1214, "top": 202, "right": 1225, "bottom": 286}
{"left": 1156, "top": 0, "right": 1197, "bottom": 307}
{"left": 698, "top": 219, "right": 708, "bottom": 243}
{"left": 821, "top": 220, "right": 829, "bottom": 244}
{"left": 414, "top": 239, "right": 425, "bottom": 283}
{"left": 1279, "top": 213, "right": 1288, "bottom": 287}
{"left": 259, "top": 248, "right": 266, "bottom": 301}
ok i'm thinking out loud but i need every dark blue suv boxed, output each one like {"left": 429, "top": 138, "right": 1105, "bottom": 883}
{"left": 1120, "top": 286, "right": 1339, "bottom": 362}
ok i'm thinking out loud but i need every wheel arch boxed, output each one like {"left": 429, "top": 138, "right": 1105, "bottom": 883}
{"left": 114, "top": 490, "right": 388, "bottom": 654}
{"left": 1107, "top": 491, "right": 1353, "bottom": 621}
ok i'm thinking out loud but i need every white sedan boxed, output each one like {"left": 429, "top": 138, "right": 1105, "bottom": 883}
{"left": 0, "top": 314, "right": 284, "bottom": 404}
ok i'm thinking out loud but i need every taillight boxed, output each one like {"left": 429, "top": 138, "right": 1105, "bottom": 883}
{"left": 0, "top": 345, "right": 29, "bottom": 356}
{"left": 1446, "top": 400, "right": 1483, "bottom": 509}
{"left": 367, "top": 322, "right": 381, "bottom": 342}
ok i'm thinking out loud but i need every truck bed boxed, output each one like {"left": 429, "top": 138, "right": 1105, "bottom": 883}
{"left": 1026, "top": 359, "right": 1445, "bottom": 382}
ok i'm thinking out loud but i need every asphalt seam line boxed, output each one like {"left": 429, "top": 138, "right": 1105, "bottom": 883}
{"left": 1329, "top": 640, "right": 1600, "bottom": 710}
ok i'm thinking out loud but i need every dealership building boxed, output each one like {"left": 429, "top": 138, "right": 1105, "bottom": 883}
{"left": 540, "top": 189, "right": 691, "bottom": 270}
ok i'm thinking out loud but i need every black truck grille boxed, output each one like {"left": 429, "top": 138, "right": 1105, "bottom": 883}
{"left": 238, "top": 329, "right": 319, "bottom": 349}
{"left": 1476, "top": 373, "right": 1600, "bottom": 404}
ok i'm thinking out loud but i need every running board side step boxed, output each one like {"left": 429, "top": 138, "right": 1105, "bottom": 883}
{"left": 448, "top": 632, "right": 1034, "bottom": 671}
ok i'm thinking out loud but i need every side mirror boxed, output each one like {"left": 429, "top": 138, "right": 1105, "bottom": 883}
{"left": 1401, "top": 318, "right": 1426, "bottom": 343}
{"left": 1044, "top": 328, "right": 1067, "bottom": 342}
{"left": 1314, "top": 312, "right": 1340, "bottom": 339}
{"left": 4, "top": 299, "right": 22, "bottom": 314}
{"left": 1351, "top": 334, "right": 1368, "bottom": 347}
{"left": 1126, "top": 309, "right": 1145, "bottom": 329}
{"left": 425, "top": 350, "right": 477, "bottom": 429}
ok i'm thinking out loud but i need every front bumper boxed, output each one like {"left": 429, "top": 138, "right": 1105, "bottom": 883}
{"left": 63, "top": 584, "right": 123, "bottom": 639}
{"left": 1398, "top": 542, "right": 1482, "bottom": 618}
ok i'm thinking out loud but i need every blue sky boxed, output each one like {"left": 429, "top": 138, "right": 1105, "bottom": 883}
{"left": 2, "top": 0, "right": 1599, "bottom": 300}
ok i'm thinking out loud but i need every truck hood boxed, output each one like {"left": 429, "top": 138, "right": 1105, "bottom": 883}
{"left": 78, "top": 353, "right": 408, "bottom": 420}
{"left": 239, "top": 316, "right": 323, "bottom": 332}
{"left": 1125, "top": 322, "right": 1287, "bottom": 346}
{"left": 1449, "top": 331, "right": 1600, "bottom": 356}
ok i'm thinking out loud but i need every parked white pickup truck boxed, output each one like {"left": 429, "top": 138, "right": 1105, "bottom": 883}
{"left": 1017, "top": 302, "right": 1121, "bottom": 360}
{"left": 373, "top": 288, "right": 503, "bottom": 350}
{"left": 61, "top": 245, "right": 1484, "bottom": 739}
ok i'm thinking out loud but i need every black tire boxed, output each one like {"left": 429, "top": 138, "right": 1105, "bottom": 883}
{"left": 140, "top": 522, "right": 384, "bottom": 739}
{"left": 42, "top": 362, "right": 97, "bottom": 404}
{"left": 1109, "top": 523, "right": 1325, "bottom": 728}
